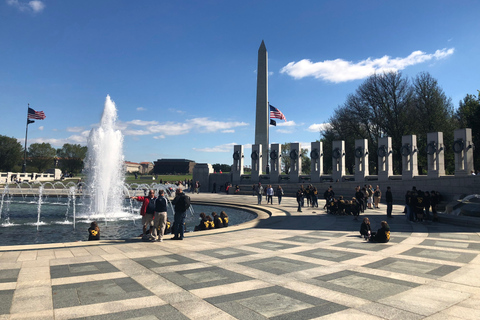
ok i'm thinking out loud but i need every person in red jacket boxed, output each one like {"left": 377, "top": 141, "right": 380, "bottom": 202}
{"left": 131, "top": 189, "right": 157, "bottom": 237}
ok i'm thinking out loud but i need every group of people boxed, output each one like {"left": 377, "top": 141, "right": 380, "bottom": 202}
{"left": 131, "top": 187, "right": 191, "bottom": 241}
{"left": 254, "top": 183, "right": 285, "bottom": 205}
{"left": 294, "top": 185, "right": 319, "bottom": 212}
{"left": 194, "top": 211, "right": 229, "bottom": 231}
{"left": 359, "top": 218, "right": 390, "bottom": 243}
{"left": 404, "top": 187, "right": 441, "bottom": 222}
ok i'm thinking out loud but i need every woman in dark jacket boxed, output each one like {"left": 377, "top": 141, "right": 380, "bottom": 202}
{"left": 194, "top": 213, "right": 209, "bottom": 231}
{"left": 212, "top": 212, "right": 224, "bottom": 228}
{"left": 220, "top": 211, "right": 229, "bottom": 227}
{"left": 359, "top": 217, "right": 372, "bottom": 240}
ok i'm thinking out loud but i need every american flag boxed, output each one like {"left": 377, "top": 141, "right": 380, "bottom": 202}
{"left": 28, "top": 107, "right": 46, "bottom": 120}
{"left": 269, "top": 104, "right": 286, "bottom": 121}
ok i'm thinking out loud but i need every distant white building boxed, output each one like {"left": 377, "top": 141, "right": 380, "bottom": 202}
{"left": 124, "top": 161, "right": 153, "bottom": 174}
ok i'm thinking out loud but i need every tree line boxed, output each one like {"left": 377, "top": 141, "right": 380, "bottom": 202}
{"left": 0, "top": 138, "right": 87, "bottom": 174}
{"left": 319, "top": 71, "right": 479, "bottom": 175}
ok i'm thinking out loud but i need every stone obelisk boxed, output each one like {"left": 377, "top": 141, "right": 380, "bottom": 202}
{"left": 255, "top": 40, "right": 268, "bottom": 173}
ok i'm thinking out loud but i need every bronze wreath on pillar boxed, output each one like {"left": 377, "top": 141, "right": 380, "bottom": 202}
{"left": 400, "top": 144, "right": 411, "bottom": 157}
{"left": 354, "top": 147, "right": 363, "bottom": 158}
{"left": 426, "top": 142, "right": 437, "bottom": 155}
{"left": 310, "top": 148, "right": 319, "bottom": 160}
{"left": 453, "top": 139, "right": 464, "bottom": 154}
{"left": 377, "top": 145, "right": 387, "bottom": 158}
{"left": 332, "top": 148, "right": 341, "bottom": 159}
{"left": 233, "top": 150, "right": 241, "bottom": 160}
{"left": 251, "top": 150, "right": 259, "bottom": 160}
{"left": 270, "top": 150, "right": 278, "bottom": 160}
{"left": 289, "top": 149, "right": 298, "bottom": 161}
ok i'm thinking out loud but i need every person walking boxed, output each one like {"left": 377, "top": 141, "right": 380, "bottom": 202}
{"left": 276, "top": 186, "right": 284, "bottom": 204}
{"left": 171, "top": 188, "right": 190, "bottom": 240}
{"left": 386, "top": 186, "right": 393, "bottom": 218}
{"left": 266, "top": 185, "right": 274, "bottom": 204}
{"left": 256, "top": 183, "right": 264, "bottom": 204}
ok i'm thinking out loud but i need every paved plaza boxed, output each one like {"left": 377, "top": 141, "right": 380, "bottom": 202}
{"left": 1, "top": 193, "right": 480, "bottom": 319}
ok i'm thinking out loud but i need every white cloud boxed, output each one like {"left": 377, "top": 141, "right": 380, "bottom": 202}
{"left": 7, "top": 0, "right": 45, "bottom": 13}
{"left": 307, "top": 123, "right": 331, "bottom": 132}
{"left": 136, "top": 107, "right": 146, "bottom": 111}
{"left": 276, "top": 120, "right": 297, "bottom": 127}
{"left": 148, "top": 122, "right": 191, "bottom": 136}
{"left": 118, "top": 117, "right": 249, "bottom": 137}
{"left": 66, "top": 126, "right": 84, "bottom": 133}
{"left": 123, "top": 129, "right": 151, "bottom": 136}
{"left": 128, "top": 119, "right": 159, "bottom": 126}
{"left": 187, "top": 118, "right": 248, "bottom": 133}
{"left": 193, "top": 143, "right": 237, "bottom": 153}
{"left": 280, "top": 48, "right": 455, "bottom": 83}
{"left": 38, "top": 126, "right": 44, "bottom": 131}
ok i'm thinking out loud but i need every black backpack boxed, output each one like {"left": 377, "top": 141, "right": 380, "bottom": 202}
{"left": 175, "top": 194, "right": 191, "bottom": 212}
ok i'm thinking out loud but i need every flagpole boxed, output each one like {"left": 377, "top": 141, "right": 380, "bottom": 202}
{"left": 22, "top": 103, "right": 30, "bottom": 173}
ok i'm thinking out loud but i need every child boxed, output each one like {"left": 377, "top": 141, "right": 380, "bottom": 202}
{"left": 88, "top": 221, "right": 100, "bottom": 241}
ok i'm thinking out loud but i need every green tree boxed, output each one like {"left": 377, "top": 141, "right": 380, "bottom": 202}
{"left": 410, "top": 72, "right": 456, "bottom": 173}
{"left": 0, "top": 135, "right": 23, "bottom": 172}
{"left": 456, "top": 91, "right": 480, "bottom": 171}
{"left": 325, "top": 71, "right": 456, "bottom": 175}
{"left": 280, "top": 143, "right": 310, "bottom": 174}
{"left": 56, "top": 143, "right": 88, "bottom": 174}
{"left": 28, "top": 143, "right": 56, "bottom": 172}
{"left": 212, "top": 163, "right": 231, "bottom": 173}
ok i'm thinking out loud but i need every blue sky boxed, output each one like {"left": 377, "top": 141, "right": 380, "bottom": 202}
{"left": 1, "top": 0, "right": 479, "bottom": 167}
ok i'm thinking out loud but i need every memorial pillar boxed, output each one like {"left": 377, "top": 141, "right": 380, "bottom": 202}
{"left": 426, "top": 132, "right": 445, "bottom": 178}
{"left": 401, "top": 135, "right": 418, "bottom": 179}
{"left": 332, "top": 140, "right": 345, "bottom": 182}
{"left": 232, "top": 145, "right": 244, "bottom": 184}
{"left": 289, "top": 143, "right": 301, "bottom": 181}
{"left": 378, "top": 137, "right": 393, "bottom": 181}
{"left": 354, "top": 139, "right": 369, "bottom": 182}
{"left": 454, "top": 128, "right": 474, "bottom": 176}
{"left": 251, "top": 144, "right": 262, "bottom": 183}
{"left": 310, "top": 141, "right": 323, "bottom": 183}
{"left": 270, "top": 143, "right": 281, "bottom": 182}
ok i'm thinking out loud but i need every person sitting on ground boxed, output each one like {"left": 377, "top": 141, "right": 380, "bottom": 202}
{"left": 369, "top": 221, "right": 390, "bottom": 243}
{"left": 359, "top": 217, "right": 371, "bottom": 240}
{"left": 88, "top": 221, "right": 100, "bottom": 241}
{"left": 205, "top": 215, "right": 215, "bottom": 229}
{"left": 194, "top": 213, "right": 209, "bottom": 231}
{"left": 220, "top": 211, "right": 229, "bottom": 227}
{"left": 212, "top": 212, "right": 224, "bottom": 228}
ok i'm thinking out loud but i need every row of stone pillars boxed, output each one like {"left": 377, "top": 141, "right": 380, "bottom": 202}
{"left": 232, "top": 128, "right": 474, "bottom": 184}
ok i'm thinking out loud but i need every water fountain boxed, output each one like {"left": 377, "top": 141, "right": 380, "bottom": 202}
{"left": 85, "top": 95, "right": 126, "bottom": 218}
{"left": 0, "top": 96, "right": 256, "bottom": 245}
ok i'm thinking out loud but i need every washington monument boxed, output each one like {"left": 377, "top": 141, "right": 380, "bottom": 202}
{"left": 255, "top": 40, "right": 269, "bottom": 172}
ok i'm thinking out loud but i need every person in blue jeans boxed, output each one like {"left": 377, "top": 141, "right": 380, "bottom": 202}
{"left": 171, "top": 188, "right": 190, "bottom": 240}
{"left": 296, "top": 188, "right": 304, "bottom": 212}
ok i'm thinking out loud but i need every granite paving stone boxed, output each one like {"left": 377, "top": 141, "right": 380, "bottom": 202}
{"left": 1, "top": 194, "right": 480, "bottom": 319}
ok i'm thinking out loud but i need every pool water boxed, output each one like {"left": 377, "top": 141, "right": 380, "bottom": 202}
{"left": 0, "top": 197, "right": 256, "bottom": 246}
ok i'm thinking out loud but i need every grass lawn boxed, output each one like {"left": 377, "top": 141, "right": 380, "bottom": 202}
{"left": 125, "top": 174, "right": 192, "bottom": 183}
